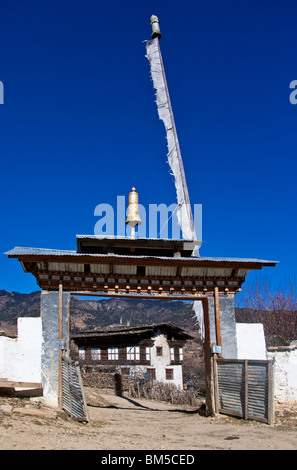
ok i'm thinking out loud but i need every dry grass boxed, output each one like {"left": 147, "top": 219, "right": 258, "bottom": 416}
{"left": 128, "top": 380, "right": 203, "bottom": 407}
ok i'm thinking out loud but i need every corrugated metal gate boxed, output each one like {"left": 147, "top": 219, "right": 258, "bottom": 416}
{"left": 62, "top": 356, "right": 89, "bottom": 422}
{"left": 214, "top": 358, "right": 274, "bottom": 424}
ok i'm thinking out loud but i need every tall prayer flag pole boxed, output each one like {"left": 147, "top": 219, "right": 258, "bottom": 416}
{"left": 145, "top": 16, "right": 199, "bottom": 253}
{"left": 146, "top": 15, "right": 204, "bottom": 336}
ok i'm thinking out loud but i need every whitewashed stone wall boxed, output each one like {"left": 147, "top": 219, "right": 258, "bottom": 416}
{"left": 236, "top": 323, "right": 267, "bottom": 360}
{"left": 0, "top": 317, "right": 42, "bottom": 384}
{"left": 267, "top": 344, "right": 297, "bottom": 403}
{"left": 150, "top": 331, "right": 183, "bottom": 388}
{"left": 235, "top": 324, "right": 297, "bottom": 403}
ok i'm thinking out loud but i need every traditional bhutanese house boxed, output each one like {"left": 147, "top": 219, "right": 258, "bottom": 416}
{"left": 71, "top": 322, "right": 193, "bottom": 389}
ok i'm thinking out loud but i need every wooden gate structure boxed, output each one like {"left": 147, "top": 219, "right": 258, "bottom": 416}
{"left": 6, "top": 235, "right": 277, "bottom": 416}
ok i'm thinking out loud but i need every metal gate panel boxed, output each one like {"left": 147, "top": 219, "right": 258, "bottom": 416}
{"left": 216, "top": 360, "right": 245, "bottom": 418}
{"left": 62, "top": 356, "right": 89, "bottom": 422}
{"left": 215, "top": 358, "right": 274, "bottom": 424}
{"left": 247, "top": 362, "right": 269, "bottom": 421}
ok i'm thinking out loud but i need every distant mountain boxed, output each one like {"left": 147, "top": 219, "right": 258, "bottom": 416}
{"left": 0, "top": 290, "right": 199, "bottom": 335}
{"left": 3, "top": 290, "right": 289, "bottom": 347}
{"left": 70, "top": 296, "right": 198, "bottom": 333}
{"left": 0, "top": 290, "right": 41, "bottom": 327}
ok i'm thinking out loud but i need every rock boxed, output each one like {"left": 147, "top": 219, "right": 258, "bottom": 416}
{"left": 0, "top": 404, "right": 13, "bottom": 413}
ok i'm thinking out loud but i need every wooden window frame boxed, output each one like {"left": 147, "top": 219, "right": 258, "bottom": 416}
{"left": 156, "top": 346, "right": 163, "bottom": 357}
{"left": 147, "top": 368, "right": 156, "bottom": 380}
{"left": 91, "top": 347, "right": 101, "bottom": 360}
{"left": 165, "top": 368, "right": 174, "bottom": 380}
{"left": 126, "top": 346, "right": 140, "bottom": 361}
{"left": 108, "top": 347, "right": 119, "bottom": 360}
{"left": 79, "top": 348, "right": 85, "bottom": 360}
{"left": 146, "top": 346, "right": 151, "bottom": 361}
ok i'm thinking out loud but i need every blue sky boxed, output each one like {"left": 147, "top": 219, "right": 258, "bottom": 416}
{"left": 0, "top": 0, "right": 296, "bottom": 294}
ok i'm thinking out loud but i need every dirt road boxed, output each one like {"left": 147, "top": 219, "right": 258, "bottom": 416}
{"left": 0, "top": 388, "right": 296, "bottom": 451}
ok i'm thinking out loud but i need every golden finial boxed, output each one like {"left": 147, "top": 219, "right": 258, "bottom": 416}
{"left": 150, "top": 15, "right": 162, "bottom": 39}
{"left": 125, "top": 187, "right": 142, "bottom": 238}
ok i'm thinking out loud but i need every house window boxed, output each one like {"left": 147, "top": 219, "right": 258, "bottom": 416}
{"left": 156, "top": 347, "right": 163, "bottom": 356}
{"left": 166, "top": 369, "right": 174, "bottom": 380}
{"left": 108, "top": 347, "right": 119, "bottom": 360}
{"left": 79, "top": 348, "right": 85, "bottom": 360}
{"left": 179, "top": 347, "right": 183, "bottom": 361}
{"left": 170, "top": 347, "right": 184, "bottom": 362}
{"left": 127, "top": 346, "right": 140, "bottom": 361}
{"left": 91, "top": 348, "right": 101, "bottom": 360}
{"left": 170, "top": 347, "right": 175, "bottom": 361}
{"left": 147, "top": 368, "right": 156, "bottom": 380}
{"left": 146, "top": 347, "right": 151, "bottom": 361}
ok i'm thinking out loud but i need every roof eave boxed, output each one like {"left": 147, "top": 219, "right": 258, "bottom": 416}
{"left": 4, "top": 247, "right": 279, "bottom": 269}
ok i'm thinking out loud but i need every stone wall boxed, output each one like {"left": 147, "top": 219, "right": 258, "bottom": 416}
{"left": 81, "top": 371, "right": 134, "bottom": 392}
{"left": 208, "top": 295, "right": 238, "bottom": 358}
{"left": 267, "top": 344, "right": 297, "bottom": 403}
{"left": 41, "top": 290, "right": 70, "bottom": 407}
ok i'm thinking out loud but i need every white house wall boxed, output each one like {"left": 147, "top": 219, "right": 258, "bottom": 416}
{"left": 236, "top": 323, "right": 267, "bottom": 360}
{"left": 150, "top": 331, "right": 183, "bottom": 388}
{"left": 0, "top": 317, "right": 42, "bottom": 384}
{"left": 236, "top": 324, "right": 297, "bottom": 403}
{"left": 267, "top": 345, "right": 297, "bottom": 403}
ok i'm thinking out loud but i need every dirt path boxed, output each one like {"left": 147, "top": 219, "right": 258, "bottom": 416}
{"left": 0, "top": 388, "right": 297, "bottom": 450}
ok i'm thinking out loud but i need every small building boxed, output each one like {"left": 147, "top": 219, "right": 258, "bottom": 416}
{"left": 71, "top": 323, "right": 193, "bottom": 389}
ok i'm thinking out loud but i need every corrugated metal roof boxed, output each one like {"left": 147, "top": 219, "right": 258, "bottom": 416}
{"left": 71, "top": 322, "right": 193, "bottom": 340}
{"left": 4, "top": 246, "right": 278, "bottom": 265}
{"left": 5, "top": 247, "right": 78, "bottom": 256}
{"left": 76, "top": 235, "right": 196, "bottom": 242}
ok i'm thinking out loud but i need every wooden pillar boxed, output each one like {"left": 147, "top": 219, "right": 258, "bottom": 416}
{"left": 202, "top": 297, "right": 215, "bottom": 416}
{"left": 58, "top": 282, "right": 64, "bottom": 409}
{"left": 214, "top": 287, "right": 222, "bottom": 355}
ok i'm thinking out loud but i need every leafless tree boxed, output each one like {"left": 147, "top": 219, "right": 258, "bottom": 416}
{"left": 235, "top": 277, "right": 297, "bottom": 346}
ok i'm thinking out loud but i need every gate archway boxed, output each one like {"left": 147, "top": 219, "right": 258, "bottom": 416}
{"left": 6, "top": 235, "right": 277, "bottom": 417}
{"left": 68, "top": 291, "right": 213, "bottom": 415}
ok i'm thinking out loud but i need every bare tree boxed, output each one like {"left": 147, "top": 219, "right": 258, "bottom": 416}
{"left": 235, "top": 277, "right": 297, "bottom": 346}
